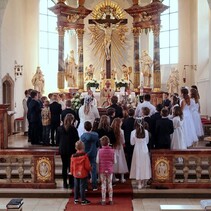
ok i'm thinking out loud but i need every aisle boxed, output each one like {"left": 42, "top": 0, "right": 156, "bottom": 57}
{"left": 64, "top": 180, "right": 133, "bottom": 211}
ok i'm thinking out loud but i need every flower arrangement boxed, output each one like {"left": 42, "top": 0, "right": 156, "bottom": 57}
{"left": 71, "top": 93, "right": 82, "bottom": 110}
{"left": 115, "top": 79, "right": 129, "bottom": 88}
{"left": 86, "top": 79, "right": 99, "bottom": 89}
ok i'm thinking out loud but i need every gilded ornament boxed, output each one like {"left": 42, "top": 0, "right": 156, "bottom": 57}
{"left": 92, "top": 0, "right": 125, "bottom": 20}
{"left": 152, "top": 24, "right": 161, "bottom": 37}
{"left": 132, "top": 27, "right": 140, "bottom": 37}
{"left": 67, "top": 14, "right": 80, "bottom": 23}
{"left": 36, "top": 157, "right": 51, "bottom": 182}
{"left": 76, "top": 28, "right": 85, "bottom": 38}
{"left": 57, "top": 26, "right": 66, "bottom": 36}
{"left": 154, "top": 157, "right": 169, "bottom": 181}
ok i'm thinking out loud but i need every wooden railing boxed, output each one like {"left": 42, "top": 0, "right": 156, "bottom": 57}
{"left": 0, "top": 149, "right": 58, "bottom": 188}
{"left": 151, "top": 149, "right": 211, "bottom": 188}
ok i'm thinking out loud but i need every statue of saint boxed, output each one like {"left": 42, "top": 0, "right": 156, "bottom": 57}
{"left": 166, "top": 68, "right": 179, "bottom": 94}
{"left": 100, "top": 68, "right": 106, "bottom": 80}
{"left": 31, "top": 66, "right": 45, "bottom": 94}
{"left": 111, "top": 68, "right": 117, "bottom": 80}
{"left": 122, "top": 64, "right": 131, "bottom": 81}
{"left": 65, "top": 50, "right": 77, "bottom": 87}
{"left": 85, "top": 64, "right": 94, "bottom": 81}
{"left": 140, "top": 50, "right": 153, "bottom": 87}
{"left": 100, "top": 80, "right": 115, "bottom": 107}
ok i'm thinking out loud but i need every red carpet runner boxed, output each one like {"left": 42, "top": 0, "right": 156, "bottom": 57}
{"left": 64, "top": 180, "right": 133, "bottom": 211}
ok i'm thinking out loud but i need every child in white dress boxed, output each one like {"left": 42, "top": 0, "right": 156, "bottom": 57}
{"left": 180, "top": 88, "right": 198, "bottom": 147}
{"left": 78, "top": 96, "right": 100, "bottom": 137}
{"left": 190, "top": 88, "right": 204, "bottom": 138}
{"left": 171, "top": 106, "right": 186, "bottom": 150}
{"left": 111, "top": 118, "right": 128, "bottom": 183}
{"left": 130, "top": 120, "right": 151, "bottom": 189}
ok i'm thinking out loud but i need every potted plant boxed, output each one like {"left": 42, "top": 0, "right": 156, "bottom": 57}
{"left": 115, "top": 79, "right": 129, "bottom": 92}
{"left": 86, "top": 79, "right": 99, "bottom": 92}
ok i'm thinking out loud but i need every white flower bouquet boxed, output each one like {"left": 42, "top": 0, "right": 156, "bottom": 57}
{"left": 71, "top": 93, "right": 82, "bottom": 110}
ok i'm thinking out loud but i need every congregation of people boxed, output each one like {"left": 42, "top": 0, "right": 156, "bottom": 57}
{"left": 22, "top": 84, "right": 204, "bottom": 205}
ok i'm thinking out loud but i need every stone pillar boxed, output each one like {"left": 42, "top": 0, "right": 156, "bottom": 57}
{"left": 0, "top": 104, "right": 9, "bottom": 149}
{"left": 57, "top": 26, "right": 65, "bottom": 90}
{"left": 76, "top": 28, "right": 85, "bottom": 91}
{"left": 133, "top": 27, "right": 140, "bottom": 91}
{"left": 152, "top": 24, "right": 161, "bottom": 92}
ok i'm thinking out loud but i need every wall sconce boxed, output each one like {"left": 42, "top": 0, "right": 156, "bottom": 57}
{"left": 183, "top": 65, "right": 197, "bottom": 83}
{"left": 14, "top": 60, "right": 23, "bottom": 80}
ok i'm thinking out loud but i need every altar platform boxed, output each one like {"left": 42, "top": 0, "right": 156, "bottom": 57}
{"left": 81, "top": 91, "right": 136, "bottom": 107}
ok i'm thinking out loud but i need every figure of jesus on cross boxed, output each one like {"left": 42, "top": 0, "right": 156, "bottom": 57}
{"left": 89, "top": 15, "right": 127, "bottom": 78}
{"left": 93, "top": 21, "right": 122, "bottom": 60}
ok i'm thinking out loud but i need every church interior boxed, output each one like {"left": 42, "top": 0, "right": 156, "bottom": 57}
{"left": 1, "top": 0, "right": 211, "bottom": 210}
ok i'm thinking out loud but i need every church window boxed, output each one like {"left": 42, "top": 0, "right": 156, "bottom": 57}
{"left": 160, "top": 0, "right": 178, "bottom": 65}
{"left": 39, "top": 0, "right": 58, "bottom": 92}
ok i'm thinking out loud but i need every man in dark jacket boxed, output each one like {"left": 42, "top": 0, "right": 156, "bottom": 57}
{"left": 108, "top": 95, "right": 123, "bottom": 118}
{"left": 49, "top": 94, "right": 62, "bottom": 146}
{"left": 121, "top": 108, "right": 135, "bottom": 171}
{"left": 61, "top": 99, "right": 77, "bottom": 123}
{"left": 28, "top": 90, "right": 42, "bottom": 145}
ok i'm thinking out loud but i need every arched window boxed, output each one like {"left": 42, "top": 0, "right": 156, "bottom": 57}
{"left": 160, "top": 0, "right": 178, "bottom": 65}
{"left": 39, "top": 0, "right": 58, "bottom": 93}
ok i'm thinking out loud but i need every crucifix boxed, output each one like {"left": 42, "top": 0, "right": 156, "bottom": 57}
{"left": 89, "top": 15, "right": 127, "bottom": 79}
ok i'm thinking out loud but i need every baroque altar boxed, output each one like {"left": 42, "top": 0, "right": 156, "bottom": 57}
{"left": 49, "top": 0, "right": 168, "bottom": 105}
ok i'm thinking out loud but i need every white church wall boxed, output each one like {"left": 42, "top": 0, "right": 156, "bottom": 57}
{"left": 1, "top": 0, "right": 38, "bottom": 118}
{"left": 196, "top": 0, "right": 210, "bottom": 116}
{"left": 1, "top": 0, "right": 26, "bottom": 118}
{"left": 0, "top": 0, "right": 8, "bottom": 103}
{"left": 178, "top": 0, "right": 193, "bottom": 88}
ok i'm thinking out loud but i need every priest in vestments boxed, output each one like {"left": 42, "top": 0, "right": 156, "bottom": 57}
{"left": 100, "top": 80, "right": 115, "bottom": 107}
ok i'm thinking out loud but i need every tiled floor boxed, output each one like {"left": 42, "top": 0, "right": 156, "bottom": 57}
{"left": 0, "top": 198, "right": 205, "bottom": 210}
{"left": 0, "top": 198, "right": 69, "bottom": 211}
{"left": 132, "top": 198, "right": 204, "bottom": 211}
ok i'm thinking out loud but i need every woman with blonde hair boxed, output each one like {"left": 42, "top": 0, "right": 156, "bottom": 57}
{"left": 78, "top": 95, "right": 100, "bottom": 137}
{"left": 111, "top": 118, "right": 128, "bottom": 183}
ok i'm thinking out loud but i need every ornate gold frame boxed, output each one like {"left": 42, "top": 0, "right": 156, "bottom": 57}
{"left": 36, "top": 157, "right": 52, "bottom": 182}
{"left": 154, "top": 157, "right": 170, "bottom": 181}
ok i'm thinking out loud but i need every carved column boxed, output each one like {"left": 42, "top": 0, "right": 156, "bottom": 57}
{"left": 57, "top": 26, "right": 66, "bottom": 90}
{"left": 132, "top": 27, "right": 140, "bottom": 90}
{"left": 152, "top": 24, "right": 161, "bottom": 91}
{"left": 76, "top": 28, "right": 85, "bottom": 90}
{"left": 0, "top": 104, "right": 9, "bottom": 149}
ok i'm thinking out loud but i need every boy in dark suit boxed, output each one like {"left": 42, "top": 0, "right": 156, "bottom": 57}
{"left": 155, "top": 108, "right": 174, "bottom": 149}
{"left": 121, "top": 108, "right": 135, "bottom": 171}
{"left": 49, "top": 94, "right": 62, "bottom": 145}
